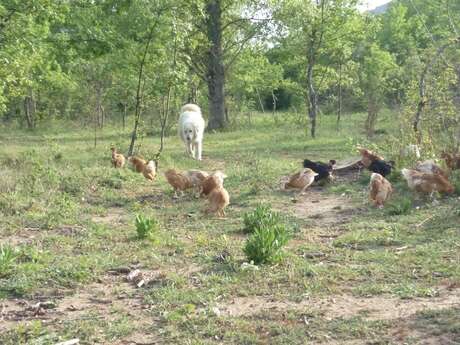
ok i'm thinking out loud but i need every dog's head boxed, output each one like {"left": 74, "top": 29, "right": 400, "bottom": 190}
{"left": 183, "top": 123, "right": 196, "bottom": 142}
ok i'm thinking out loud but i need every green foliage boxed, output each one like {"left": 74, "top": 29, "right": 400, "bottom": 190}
{"left": 0, "top": 245, "right": 18, "bottom": 278}
{"left": 243, "top": 223, "right": 290, "bottom": 265}
{"left": 243, "top": 204, "right": 283, "bottom": 234}
{"left": 450, "top": 171, "right": 460, "bottom": 196}
{"left": 135, "top": 214, "right": 159, "bottom": 239}
{"left": 100, "top": 171, "right": 127, "bottom": 189}
{"left": 243, "top": 204, "right": 291, "bottom": 264}
{"left": 385, "top": 197, "right": 412, "bottom": 216}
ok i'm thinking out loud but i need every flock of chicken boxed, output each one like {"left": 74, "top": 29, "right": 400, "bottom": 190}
{"left": 284, "top": 148, "right": 460, "bottom": 208}
{"left": 110, "top": 147, "right": 229, "bottom": 216}
{"left": 111, "top": 145, "right": 460, "bottom": 215}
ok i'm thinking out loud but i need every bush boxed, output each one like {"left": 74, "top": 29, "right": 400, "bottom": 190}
{"left": 243, "top": 224, "right": 289, "bottom": 264}
{"left": 385, "top": 197, "right": 412, "bottom": 216}
{"left": 450, "top": 170, "right": 460, "bottom": 196}
{"left": 0, "top": 245, "right": 18, "bottom": 278}
{"left": 135, "top": 214, "right": 159, "bottom": 239}
{"left": 243, "top": 204, "right": 282, "bottom": 234}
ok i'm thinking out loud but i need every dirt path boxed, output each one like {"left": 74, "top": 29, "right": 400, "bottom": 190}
{"left": 291, "top": 188, "right": 363, "bottom": 227}
{"left": 214, "top": 287, "right": 460, "bottom": 320}
{"left": 0, "top": 274, "right": 160, "bottom": 344}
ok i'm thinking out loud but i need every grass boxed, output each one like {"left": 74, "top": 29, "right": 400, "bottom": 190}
{"left": 242, "top": 204, "right": 284, "bottom": 234}
{"left": 135, "top": 214, "right": 160, "bottom": 239}
{"left": 244, "top": 223, "right": 290, "bottom": 264}
{"left": 0, "top": 111, "right": 459, "bottom": 344}
{"left": 385, "top": 196, "right": 413, "bottom": 215}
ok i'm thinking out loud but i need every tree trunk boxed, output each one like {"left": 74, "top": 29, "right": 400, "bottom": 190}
{"left": 128, "top": 26, "right": 155, "bottom": 156}
{"left": 23, "top": 90, "right": 36, "bottom": 129}
{"left": 366, "top": 94, "right": 378, "bottom": 138}
{"left": 122, "top": 103, "right": 127, "bottom": 130}
{"left": 413, "top": 39, "right": 460, "bottom": 143}
{"left": 94, "top": 105, "right": 97, "bottom": 147}
{"left": 336, "top": 61, "right": 343, "bottom": 131}
{"left": 413, "top": 64, "right": 428, "bottom": 143}
{"left": 205, "top": 0, "right": 226, "bottom": 130}
{"left": 256, "top": 88, "right": 265, "bottom": 113}
{"left": 272, "top": 90, "right": 277, "bottom": 123}
{"left": 307, "top": 58, "right": 318, "bottom": 138}
{"left": 188, "top": 79, "right": 198, "bottom": 104}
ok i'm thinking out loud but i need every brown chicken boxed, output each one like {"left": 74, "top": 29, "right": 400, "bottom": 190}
{"left": 200, "top": 171, "right": 229, "bottom": 217}
{"left": 401, "top": 168, "right": 454, "bottom": 195}
{"left": 415, "top": 160, "right": 448, "bottom": 178}
{"left": 205, "top": 186, "right": 230, "bottom": 217}
{"left": 441, "top": 152, "right": 460, "bottom": 171}
{"left": 369, "top": 173, "right": 392, "bottom": 208}
{"left": 185, "top": 170, "right": 210, "bottom": 192}
{"left": 128, "top": 156, "right": 147, "bottom": 173}
{"left": 111, "top": 147, "right": 125, "bottom": 168}
{"left": 201, "top": 171, "right": 227, "bottom": 197}
{"left": 358, "top": 147, "right": 384, "bottom": 168}
{"left": 164, "top": 169, "right": 193, "bottom": 197}
{"left": 284, "top": 168, "right": 318, "bottom": 194}
{"left": 142, "top": 160, "right": 156, "bottom": 181}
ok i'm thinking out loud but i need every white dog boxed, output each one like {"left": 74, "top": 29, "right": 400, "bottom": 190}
{"left": 178, "top": 104, "right": 205, "bottom": 160}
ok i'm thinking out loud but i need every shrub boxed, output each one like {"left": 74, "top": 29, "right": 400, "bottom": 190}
{"left": 0, "top": 245, "right": 18, "bottom": 277}
{"left": 450, "top": 170, "right": 460, "bottom": 196}
{"left": 135, "top": 214, "right": 159, "bottom": 239}
{"left": 243, "top": 224, "right": 289, "bottom": 264}
{"left": 100, "top": 171, "right": 127, "bottom": 189}
{"left": 243, "top": 204, "right": 282, "bottom": 234}
{"left": 387, "top": 169, "right": 402, "bottom": 184}
{"left": 385, "top": 197, "right": 412, "bottom": 215}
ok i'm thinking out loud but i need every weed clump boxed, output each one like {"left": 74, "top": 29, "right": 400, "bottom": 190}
{"left": 385, "top": 197, "right": 412, "bottom": 215}
{"left": 243, "top": 204, "right": 282, "bottom": 234}
{"left": 135, "top": 214, "right": 159, "bottom": 239}
{"left": 0, "top": 245, "right": 18, "bottom": 278}
{"left": 243, "top": 204, "right": 290, "bottom": 264}
{"left": 244, "top": 224, "right": 289, "bottom": 264}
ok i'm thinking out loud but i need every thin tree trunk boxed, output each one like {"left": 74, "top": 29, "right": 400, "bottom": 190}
{"left": 366, "top": 94, "right": 378, "bottom": 138}
{"left": 205, "top": 0, "right": 226, "bottom": 130}
{"left": 272, "top": 90, "right": 277, "bottom": 123}
{"left": 413, "top": 63, "right": 428, "bottom": 142}
{"left": 122, "top": 103, "right": 127, "bottom": 130}
{"left": 94, "top": 108, "right": 97, "bottom": 148}
{"left": 188, "top": 77, "right": 198, "bottom": 104}
{"left": 305, "top": 1, "right": 326, "bottom": 139}
{"left": 157, "top": 89, "right": 171, "bottom": 163}
{"left": 256, "top": 88, "right": 265, "bottom": 113}
{"left": 101, "top": 105, "right": 105, "bottom": 128}
{"left": 307, "top": 57, "right": 318, "bottom": 138}
{"left": 336, "top": 61, "right": 343, "bottom": 131}
{"left": 128, "top": 26, "right": 155, "bottom": 156}
{"left": 413, "top": 38, "right": 460, "bottom": 143}
{"left": 155, "top": 12, "right": 178, "bottom": 165}
{"left": 23, "top": 90, "right": 36, "bottom": 129}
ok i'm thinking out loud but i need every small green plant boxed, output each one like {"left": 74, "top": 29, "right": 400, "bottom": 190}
{"left": 243, "top": 224, "right": 289, "bottom": 264}
{"left": 243, "top": 204, "right": 282, "bottom": 234}
{"left": 387, "top": 169, "right": 402, "bottom": 184}
{"left": 385, "top": 197, "right": 412, "bottom": 216}
{"left": 100, "top": 171, "right": 127, "bottom": 189}
{"left": 135, "top": 214, "right": 159, "bottom": 239}
{"left": 450, "top": 170, "right": 460, "bottom": 196}
{"left": 0, "top": 245, "right": 18, "bottom": 277}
